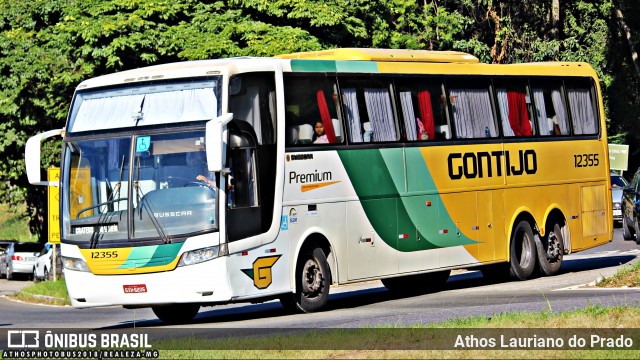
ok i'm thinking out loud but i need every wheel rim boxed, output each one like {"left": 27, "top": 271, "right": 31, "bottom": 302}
{"left": 302, "top": 258, "right": 323, "bottom": 297}
{"left": 547, "top": 230, "right": 562, "bottom": 261}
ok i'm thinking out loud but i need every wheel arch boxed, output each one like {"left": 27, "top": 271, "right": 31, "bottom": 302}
{"left": 507, "top": 207, "right": 537, "bottom": 245}
{"left": 542, "top": 205, "right": 571, "bottom": 254}
{"left": 291, "top": 228, "right": 336, "bottom": 288}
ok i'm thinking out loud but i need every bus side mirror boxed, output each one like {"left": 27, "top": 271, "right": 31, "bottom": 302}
{"left": 25, "top": 128, "right": 64, "bottom": 186}
{"left": 206, "top": 114, "right": 233, "bottom": 172}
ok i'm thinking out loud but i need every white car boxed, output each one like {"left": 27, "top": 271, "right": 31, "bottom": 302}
{"left": 33, "top": 243, "right": 61, "bottom": 281}
{"left": 0, "top": 242, "right": 44, "bottom": 280}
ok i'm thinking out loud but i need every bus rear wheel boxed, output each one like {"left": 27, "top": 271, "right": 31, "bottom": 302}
{"left": 536, "top": 223, "right": 564, "bottom": 276}
{"left": 288, "top": 246, "right": 331, "bottom": 313}
{"left": 151, "top": 304, "right": 200, "bottom": 324}
{"left": 509, "top": 220, "right": 536, "bottom": 280}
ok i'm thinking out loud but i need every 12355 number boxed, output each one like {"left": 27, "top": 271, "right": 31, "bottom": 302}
{"left": 574, "top": 153, "right": 599, "bottom": 167}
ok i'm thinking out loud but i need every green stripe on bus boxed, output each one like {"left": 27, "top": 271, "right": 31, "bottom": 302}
{"left": 290, "top": 60, "right": 337, "bottom": 72}
{"left": 290, "top": 60, "right": 379, "bottom": 73}
{"left": 118, "top": 242, "right": 183, "bottom": 269}
{"left": 338, "top": 148, "right": 476, "bottom": 252}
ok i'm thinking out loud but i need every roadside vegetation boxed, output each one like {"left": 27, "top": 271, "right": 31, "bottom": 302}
{"left": 597, "top": 259, "right": 640, "bottom": 288}
{"left": 0, "top": 203, "right": 34, "bottom": 242}
{"left": 14, "top": 279, "right": 70, "bottom": 306}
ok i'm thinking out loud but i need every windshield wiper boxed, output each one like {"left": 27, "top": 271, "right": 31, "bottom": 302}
{"left": 133, "top": 155, "right": 171, "bottom": 244}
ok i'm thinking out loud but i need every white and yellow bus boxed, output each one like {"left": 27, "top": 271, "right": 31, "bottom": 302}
{"left": 25, "top": 48, "right": 612, "bottom": 323}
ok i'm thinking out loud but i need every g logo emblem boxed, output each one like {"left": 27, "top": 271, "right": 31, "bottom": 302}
{"left": 241, "top": 255, "right": 281, "bottom": 289}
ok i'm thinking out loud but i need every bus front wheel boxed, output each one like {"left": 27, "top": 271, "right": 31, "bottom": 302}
{"left": 290, "top": 246, "right": 331, "bottom": 313}
{"left": 151, "top": 304, "right": 200, "bottom": 324}
{"left": 509, "top": 220, "right": 536, "bottom": 280}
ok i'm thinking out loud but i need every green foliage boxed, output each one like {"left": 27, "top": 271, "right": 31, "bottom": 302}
{"left": 1, "top": 0, "right": 640, "bottom": 236}
{"left": 16, "top": 278, "right": 70, "bottom": 306}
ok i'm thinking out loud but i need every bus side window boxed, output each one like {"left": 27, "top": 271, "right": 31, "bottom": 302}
{"left": 283, "top": 75, "right": 342, "bottom": 145}
{"left": 395, "top": 77, "right": 449, "bottom": 141}
{"left": 565, "top": 79, "right": 598, "bottom": 135}
{"left": 340, "top": 78, "right": 399, "bottom": 143}
{"left": 530, "top": 80, "right": 570, "bottom": 136}
{"left": 494, "top": 80, "right": 535, "bottom": 137}
{"left": 447, "top": 80, "right": 497, "bottom": 139}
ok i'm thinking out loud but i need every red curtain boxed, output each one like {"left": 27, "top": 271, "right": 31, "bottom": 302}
{"left": 417, "top": 90, "right": 435, "bottom": 140}
{"left": 507, "top": 90, "right": 532, "bottom": 136}
{"left": 316, "top": 90, "right": 336, "bottom": 143}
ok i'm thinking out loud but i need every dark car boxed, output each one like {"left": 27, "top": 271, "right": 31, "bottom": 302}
{"left": 621, "top": 169, "right": 640, "bottom": 243}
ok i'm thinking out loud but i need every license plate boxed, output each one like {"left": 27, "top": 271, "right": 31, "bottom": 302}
{"left": 613, "top": 210, "right": 622, "bottom": 216}
{"left": 123, "top": 284, "right": 147, "bottom": 294}
{"left": 26, "top": 257, "right": 36, "bottom": 262}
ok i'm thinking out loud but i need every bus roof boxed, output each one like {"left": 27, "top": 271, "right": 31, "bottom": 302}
{"left": 75, "top": 49, "right": 598, "bottom": 90}
{"left": 276, "top": 48, "right": 480, "bottom": 63}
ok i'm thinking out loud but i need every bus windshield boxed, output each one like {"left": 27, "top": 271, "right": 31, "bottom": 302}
{"left": 62, "top": 131, "right": 219, "bottom": 244}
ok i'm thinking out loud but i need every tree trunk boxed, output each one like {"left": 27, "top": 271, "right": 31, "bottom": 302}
{"left": 614, "top": 1, "right": 640, "bottom": 82}
{"left": 550, "top": 0, "right": 560, "bottom": 39}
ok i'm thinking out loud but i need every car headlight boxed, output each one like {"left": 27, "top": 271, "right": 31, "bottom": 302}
{"left": 177, "top": 245, "right": 227, "bottom": 267}
{"left": 62, "top": 256, "right": 90, "bottom": 272}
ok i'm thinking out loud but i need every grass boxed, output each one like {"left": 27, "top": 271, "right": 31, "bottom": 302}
{"left": 0, "top": 203, "right": 34, "bottom": 242}
{"left": 14, "top": 279, "right": 71, "bottom": 306}
{"left": 597, "top": 259, "right": 640, "bottom": 288}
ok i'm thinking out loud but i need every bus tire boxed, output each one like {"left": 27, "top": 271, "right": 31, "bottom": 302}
{"left": 151, "top": 304, "right": 200, "bottom": 324}
{"left": 622, "top": 216, "right": 635, "bottom": 240}
{"left": 293, "top": 246, "right": 331, "bottom": 313}
{"left": 381, "top": 270, "right": 451, "bottom": 293}
{"left": 536, "top": 223, "right": 564, "bottom": 276}
{"left": 509, "top": 220, "right": 536, "bottom": 280}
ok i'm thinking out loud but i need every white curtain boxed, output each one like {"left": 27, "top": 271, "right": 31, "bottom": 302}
{"left": 341, "top": 88, "right": 363, "bottom": 143}
{"left": 568, "top": 88, "right": 597, "bottom": 135}
{"left": 71, "top": 88, "right": 218, "bottom": 133}
{"left": 399, "top": 91, "right": 417, "bottom": 141}
{"left": 143, "top": 88, "right": 218, "bottom": 125}
{"left": 450, "top": 88, "right": 496, "bottom": 138}
{"left": 532, "top": 89, "right": 551, "bottom": 136}
{"left": 72, "top": 94, "right": 145, "bottom": 132}
{"left": 551, "top": 90, "right": 570, "bottom": 135}
{"left": 496, "top": 89, "right": 514, "bottom": 137}
{"left": 364, "top": 88, "right": 397, "bottom": 142}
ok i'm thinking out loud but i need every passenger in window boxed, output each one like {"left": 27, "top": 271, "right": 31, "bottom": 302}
{"left": 312, "top": 121, "right": 329, "bottom": 144}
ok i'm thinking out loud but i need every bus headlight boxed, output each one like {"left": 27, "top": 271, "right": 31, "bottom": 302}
{"left": 178, "top": 245, "right": 227, "bottom": 267}
{"left": 62, "top": 256, "right": 90, "bottom": 272}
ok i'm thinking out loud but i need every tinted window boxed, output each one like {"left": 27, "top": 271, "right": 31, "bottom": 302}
{"left": 494, "top": 79, "right": 535, "bottom": 137}
{"left": 339, "top": 77, "right": 399, "bottom": 143}
{"left": 447, "top": 80, "right": 497, "bottom": 139}
{"left": 284, "top": 75, "right": 343, "bottom": 145}
{"left": 530, "top": 80, "right": 570, "bottom": 136}
{"left": 395, "top": 78, "right": 450, "bottom": 141}
{"left": 566, "top": 79, "right": 598, "bottom": 135}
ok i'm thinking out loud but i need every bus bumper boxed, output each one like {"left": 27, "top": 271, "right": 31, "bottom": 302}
{"left": 64, "top": 257, "right": 232, "bottom": 308}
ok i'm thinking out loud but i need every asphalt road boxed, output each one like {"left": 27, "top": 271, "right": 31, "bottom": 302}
{"left": 0, "top": 228, "right": 639, "bottom": 331}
